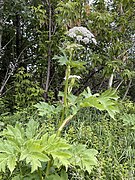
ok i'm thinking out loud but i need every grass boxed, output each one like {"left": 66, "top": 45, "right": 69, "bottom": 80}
{"left": 65, "top": 108, "right": 135, "bottom": 180}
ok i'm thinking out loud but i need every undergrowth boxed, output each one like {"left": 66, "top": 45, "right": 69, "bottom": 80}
{"left": 65, "top": 107, "right": 135, "bottom": 180}
{"left": 0, "top": 102, "right": 135, "bottom": 179}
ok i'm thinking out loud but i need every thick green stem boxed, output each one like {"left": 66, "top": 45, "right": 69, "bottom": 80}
{"left": 59, "top": 65, "right": 70, "bottom": 126}
{"left": 45, "top": 159, "right": 52, "bottom": 177}
{"left": 38, "top": 168, "right": 43, "bottom": 180}
{"left": 64, "top": 65, "right": 70, "bottom": 107}
{"left": 57, "top": 115, "right": 74, "bottom": 137}
{"left": 59, "top": 51, "right": 73, "bottom": 126}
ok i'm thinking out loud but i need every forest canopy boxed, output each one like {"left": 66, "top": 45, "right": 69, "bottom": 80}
{"left": 0, "top": 0, "right": 134, "bottom": 106}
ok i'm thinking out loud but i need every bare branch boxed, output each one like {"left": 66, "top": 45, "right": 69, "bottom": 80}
{"left": 122, "top": 79, "right": 132, "bottom": 101}
{"left": 115, "top": 80, "right": 124, "bottom": 90}
{"left": 2, "top": 35, "right": 15, "bottom": 50}
{"left": 0, "top": 44, "right": 30, "bottom": 96}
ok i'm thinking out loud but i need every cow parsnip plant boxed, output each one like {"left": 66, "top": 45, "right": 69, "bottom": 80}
{"left": 0, "top": 27, "right": 119, "bottom": 179}
{"left": 0, "top": 119, "right": 98, "bottom": 179}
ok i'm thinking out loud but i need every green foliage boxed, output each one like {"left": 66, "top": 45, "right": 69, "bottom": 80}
{"left": 53, "top": 44, "right": 85, "bottom": 69}
{"left": 45, "top": 170, "right": 68, "bottom": 180}
{"left": 35, "top": 88, "right": 119, "bottom": 122}
{"left": 0, "top": 142, "right": 17, "bottom": 173}
{"left": 0, "top": 120, "right": 98, "bottom": 177}
{"left": 0, "top": 98, "right": 6, "bottom": 114}
{"left": 0, "top": 108, "right": 36, "bottom": 129}
{"left": 20, "top": 139, "right": 50, "bottom": 173}
{"left": 32, "top": 5, "right": 47, "bottom": 27}
{"left": 56, "top": 1, "right": 81, "bottom": 27}
{"left": 1, "top": 1, "right": 135, "bottom": 179}
{"left": 13, "top": 67, "right": 44, "bottom": 110}
{"left": 70, "top": 144, "right": 98, "bottom": 174}
{"left": 41, "top": 133, "right": 72, "bottom": 169}
{"left": 33, "top": 102, "right": 62, "bottom": 118}
{"left": 121, "top": 113, "right": 135, "bottom": 129}
{"left": 1, "top": 0, "right": 135, "bottom": 109}
{"left": 0, "top": 98, "right": 9, "bottom": 115}
{"left": 73, "top": 87, "right": 119, "bottom": 119}
{"left": 66, "top": 107, "right": 135, "bottom": 179}
{"left": 80, "top": 88, "right": 119, "bottom": 118}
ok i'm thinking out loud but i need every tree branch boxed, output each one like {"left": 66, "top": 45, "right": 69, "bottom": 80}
{"left": 122, "top": 79, "right": 132, "bottom": 101}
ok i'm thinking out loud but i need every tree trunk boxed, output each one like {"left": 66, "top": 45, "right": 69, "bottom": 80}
{"left": 0, "top": 0, "right": 4, "bottom": 96}
{"left": 0, "top": 0, "right": 3, "bottom": 56}
{"left": 44, "top": 0, "right": 52, "bottom": 100}
{"left": 15, "top": 12, "right": 21, "bottom": 59}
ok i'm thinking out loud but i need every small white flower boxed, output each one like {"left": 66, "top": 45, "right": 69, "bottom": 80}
{"left": 68, "top": 27, "right": 77, "bottom": 34}
{"left": 87, "top": 32, "right": 94, "bottom": 39}
{"left": 92, "top": 38, "right": 97, "bottom": 45}
{"left": 68, "top": 32, "right": 76, "bottom": 38}
{"left": 64, "top": 75, "right": 81, "bottom": 80}
{"left": 69, "top": 75, "right": 81, "bottom": 79}
{"left": 82, "top": 37, "right": 89, "bottom": 44}
{"left": 76, "top": 35, "right": 83, "bottom": 41}
{"left": 79, "top": 26, "right": 85, "bottom": 32}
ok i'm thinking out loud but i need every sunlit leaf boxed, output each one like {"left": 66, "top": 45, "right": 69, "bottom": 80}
{"left": 26, "top": 120, "right": 39, "bottom": 139}
{"left": 7, "top": 156, "right": 17, "bottom": 173}
{"left": 70, "top": 144, "right": 98, "bottom": 174}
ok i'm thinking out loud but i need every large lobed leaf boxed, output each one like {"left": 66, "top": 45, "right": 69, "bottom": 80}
{"left": 33, "top": 102, "right": 60, "bottom": 118}
{"left": 26, "top": 120, "right": 39, "bottom": 139}
{"left": 20, "top": 139, "right": 50, "bottom": 172}
{"left": 80, "top": 88, "right": 119, "bottom": 119}
{"left": 70, "top": 144, "right": 98, "bottom": 174}
{"left": 41, "top": 134, "right": 72, "bottom": 169}
{"left": 0, "top": 141, "right": 17, "bottom": 173}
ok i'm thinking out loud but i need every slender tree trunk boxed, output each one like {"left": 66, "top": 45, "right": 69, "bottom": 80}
{"left": 15, "top": 12, "right": 21, "bottom": 59}
{"left": 0, "top": 0, "right": 4, "bottom": 96}
{"left": 0, "top": 0, "right": 3, "bottom": 56}
{"left": 44, "top": 0, "right": 52, "bottom": 100}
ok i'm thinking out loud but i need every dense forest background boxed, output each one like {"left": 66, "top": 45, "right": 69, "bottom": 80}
{"left": 0, "top": 0, "right": 135, "bottom": 179}
{"left": 0, "top": 0, "right": 135, "bottom": 108}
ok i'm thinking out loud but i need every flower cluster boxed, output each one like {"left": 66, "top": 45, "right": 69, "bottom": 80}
{"left": 67, "top": 26, "right": 97, "bottom": 45}
{"left": 64, "top": 75, "right": 81, "bottom": 80}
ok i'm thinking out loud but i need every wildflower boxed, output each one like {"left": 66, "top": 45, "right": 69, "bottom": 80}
{"left": 67, "top": 26, "right": 97, "bottom": 45}
{"left": 68, "top": 32, "right": 76, "bottom": 38}
{"left": 76, "top": 35, "right": 83, "bottom": 42}
{"left": 82, "top": 37, "right": 89, "bottom": 44}
{"left": 64, "top": 75, "right": 81, "bottom": 80}
{"left": 92, "top": 38, "right": 97, "bottom": 45}
{"left": 87, "top": 32, "right": 94, "bottom": 39}
{"left": 68, "top": 75, "right": 81, "bottom": 79}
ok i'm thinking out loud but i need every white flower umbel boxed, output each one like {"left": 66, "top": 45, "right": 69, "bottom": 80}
{"left": 64, "top": 75, "right": 81, "bottom": 80}
{"left": 67, "top": 26, "right": 97, "bottom": 45}
{"left": 68, "top": 75, "right": 81, "bottom": 79}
